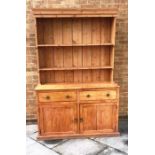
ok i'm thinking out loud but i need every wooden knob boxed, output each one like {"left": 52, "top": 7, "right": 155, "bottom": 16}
{"left": 106, "top": 93, "right": 110, "bottom": 97}
{"left": 86, "top": 94, "right": 91, "bottom": 98}
{"left": 80, "top": 118, "right": 84, "bottom": 122}
{"left": 66, "top": 95, "right": 71, "bottom": 99}
{"left": 46, "top": 96, "right": 50, "bottom": 100}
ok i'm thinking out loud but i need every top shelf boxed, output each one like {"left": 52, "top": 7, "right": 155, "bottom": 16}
{"left": 32, "top": 8, "right": 118, "bottom": 18}
{"left": 37, "top": 43, "right": 114, "bottom": 47}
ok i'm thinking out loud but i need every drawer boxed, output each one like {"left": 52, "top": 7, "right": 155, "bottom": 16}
{"left": 79, "top": 90, "right": 117, "bottom": 101}
{"left": 38, "top": 91, "right": 76, "bottom": 102}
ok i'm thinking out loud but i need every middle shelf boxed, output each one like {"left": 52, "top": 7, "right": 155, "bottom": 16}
{"left": 39, "top": 66, "right": 113, "bottom": 71}
{"left": 37, "top": 43, "right": 114, "bottom": 47}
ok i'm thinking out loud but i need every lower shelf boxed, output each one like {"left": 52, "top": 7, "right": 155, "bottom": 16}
{"left": 37, "top": 132, "right": 120, "bottom": 140}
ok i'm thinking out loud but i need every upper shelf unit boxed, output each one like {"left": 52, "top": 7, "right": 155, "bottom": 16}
{"left": 33, "top": 8, "right": 117, "bottom": 84}
{"left": 36, "top": 17, "right": 116, "bottom": 45}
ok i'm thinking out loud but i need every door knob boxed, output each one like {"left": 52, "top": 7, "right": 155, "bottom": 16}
{"left": 80, "top": 118, "right": 83, "bottom": 122}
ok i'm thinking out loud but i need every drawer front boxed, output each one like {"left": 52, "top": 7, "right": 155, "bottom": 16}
{"left": 38, "top": 91, "right": 76, "bottom": 102}
{"left": 79, "top": 90, "right": 117, "bottom": 101}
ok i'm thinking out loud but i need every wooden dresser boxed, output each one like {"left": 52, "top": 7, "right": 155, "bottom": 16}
{"left": 33, "top": 8, "right": 120, "bottom": 140}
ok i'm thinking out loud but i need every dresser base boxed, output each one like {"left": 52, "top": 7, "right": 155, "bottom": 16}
{"left": 37, "top": 132, "right": 120, "bottom": 140}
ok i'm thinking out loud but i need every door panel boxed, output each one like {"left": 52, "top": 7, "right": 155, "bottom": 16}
{"left": 97, "top": 104, "right": 116, "bottom": 132}
{"left": 80, "top": 103, "right": 116, "bottom": 133}
{"left": 80, "top": 104, "right": 97, "bottom": 133}
{"left": 40, "top": 103, "right": 77, "bottom": 135}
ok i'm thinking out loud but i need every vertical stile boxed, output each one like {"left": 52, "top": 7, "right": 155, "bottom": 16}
{"left": 35, "top": 19, "right": 40, "bottom": 83}
{"left": 110, "top": 17, "right": 116, "bottom": 82}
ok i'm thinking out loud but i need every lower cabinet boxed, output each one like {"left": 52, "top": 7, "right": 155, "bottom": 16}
{"left": 80, "top": 103, "right": 117, "bottom": 133}
{"left": 39, "top": 103, "right": 77, "bottom": 135}
{"left": 36, "top": 87, "right": 119, "bottom": 140}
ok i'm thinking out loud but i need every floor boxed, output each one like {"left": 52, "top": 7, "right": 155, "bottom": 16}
{"left": 26, "top": 119, "right": 128, "bottom": 155}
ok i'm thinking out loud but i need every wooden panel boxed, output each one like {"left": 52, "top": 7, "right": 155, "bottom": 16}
{"left": 83, "top": 47, "right": 91, "bottom": 67}
{"left": 80, "top": 104, "right": 97, "bottom": 132}
{"left": 82, "top": 19, "right": 91, "bottom": 44}
{"left": 55, "top": 71, "right": 64, "bottom": 83}
{"left": 39, "top": 47, "right": 54, "bottom": 68}
{"left": 92, "top": 18, "right": 100, "bottom": 44}
{"left": 91, "top": 47, "right": 101, "bottom": 81}
{"left": 43, "top": 19, "right": 54, "bottom": 44}
{"left": 64, "top": 71, "right": 74, "bottom": 83}
{"left": 40, "top": 71, "right": 55, "bottom": 84}
{"left": 62, "top": 19, "right": 72, "bottom": 45}
{"left": 101, "top": 18, "right": 112, "bottom": 43}
{"left": 41, "top": 104, "right": 77, "bottom": 134}
{"left": 100, "top": 70, "right": 111, "bottom": 82}
{"left": 64, "top": 47, "right": 73, "bottom": 82}
{"left": 38, "top": 91, "right": 76, "bottom": 102}
{"left": 37, "top": 19, "right": 44, "bottom": 44}
{"left": 82, "top": 46, "right": 91, "bottom": 82}
{"left": 101, "top": 47, "right": 111, "bottom": 66}
{"left": 40, "top": 72, "right": 46, "bottom": 84}
{"left": 73, "top": 47, "right": 82, "bottom": 67}
{"left": 79, "top": 90, "right": 117, "bottom": 101}
{"left": 64, "top": 47, "right": 73, "bottom": 67}
{"left": 54, "top": 47, "right": 63, "bottom": 67}
{"left": 91, "top": 47, "right": 100, "bottom": 67}
{"left": 53, "top": 19, "right": 62, "bottom": 44}
{"left": 74, "top": 70, "right": 82, "bottom": 83}
{"left": 97, "top": 104, "right": 116, "bottom": 131}
{"left": 72, "top": 19, "right": 82, "bottom": 44}
{"left": 38, "top": 48, "right": 45, "bottom": 68}
{"left": 73, "top": 47, "right": 83, "bottom": 82}
{"left": 92, "top": 70, "right": 100, "bottom": 82}
{"left": 82, "top": 70, "right": 92, "bottom": 83}
{"left": 53, "top": 47, "right": 64, "bottom": 83}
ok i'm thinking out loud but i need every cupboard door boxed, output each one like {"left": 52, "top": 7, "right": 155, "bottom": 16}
{"left": 80, "top": 103, "right": 117, "bottom": 133}
{"left": 97, "top": 104, "right": 117, "bottom": 132}
{"left": 80, "top": 104, "right": 97, "bottom": 133}
{"left": 40, "top": 103, "right": 77, "bottom": 135}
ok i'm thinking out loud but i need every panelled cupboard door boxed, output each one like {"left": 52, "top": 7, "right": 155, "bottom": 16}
{"left": 40, "top": 103, "right": 77, "bottom": 135}
{"left": 80, "top": 103, "right": 117, "bottom": 133}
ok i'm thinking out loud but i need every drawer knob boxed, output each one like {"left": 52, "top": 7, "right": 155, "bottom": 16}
{"left": 66, "top": 95, "right": 71, "bottom": 99}
{"left": 106, "top": 93, "right": 110, "bottom": 97}
{"left": 46, "top": 96, "right": 50, "bottom": 100}
{"left": 86, "top": 94, "right": 91, "bottom": 98}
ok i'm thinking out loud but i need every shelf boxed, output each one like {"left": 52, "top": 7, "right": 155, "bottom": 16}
{"left": 39, "top": 66, "right": 113, "bottom": 71}
{"left": 37, "top": 43, "right": 114, "bottom": 47}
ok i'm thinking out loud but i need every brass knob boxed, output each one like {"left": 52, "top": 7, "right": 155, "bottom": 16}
{"left": 106, "top": 93, "right": 110, "bottom": 97}
{"left": 80, "top": 118, "right": 84, "bottom": 122}
{"left": 86, "top": 94, "right": 91, "bottom": 98}
{"left": 66, "top": 95, "right": 71, "bottom": 99}
{"left": 46, "top": 96, "right": 50, "bottom": 100}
